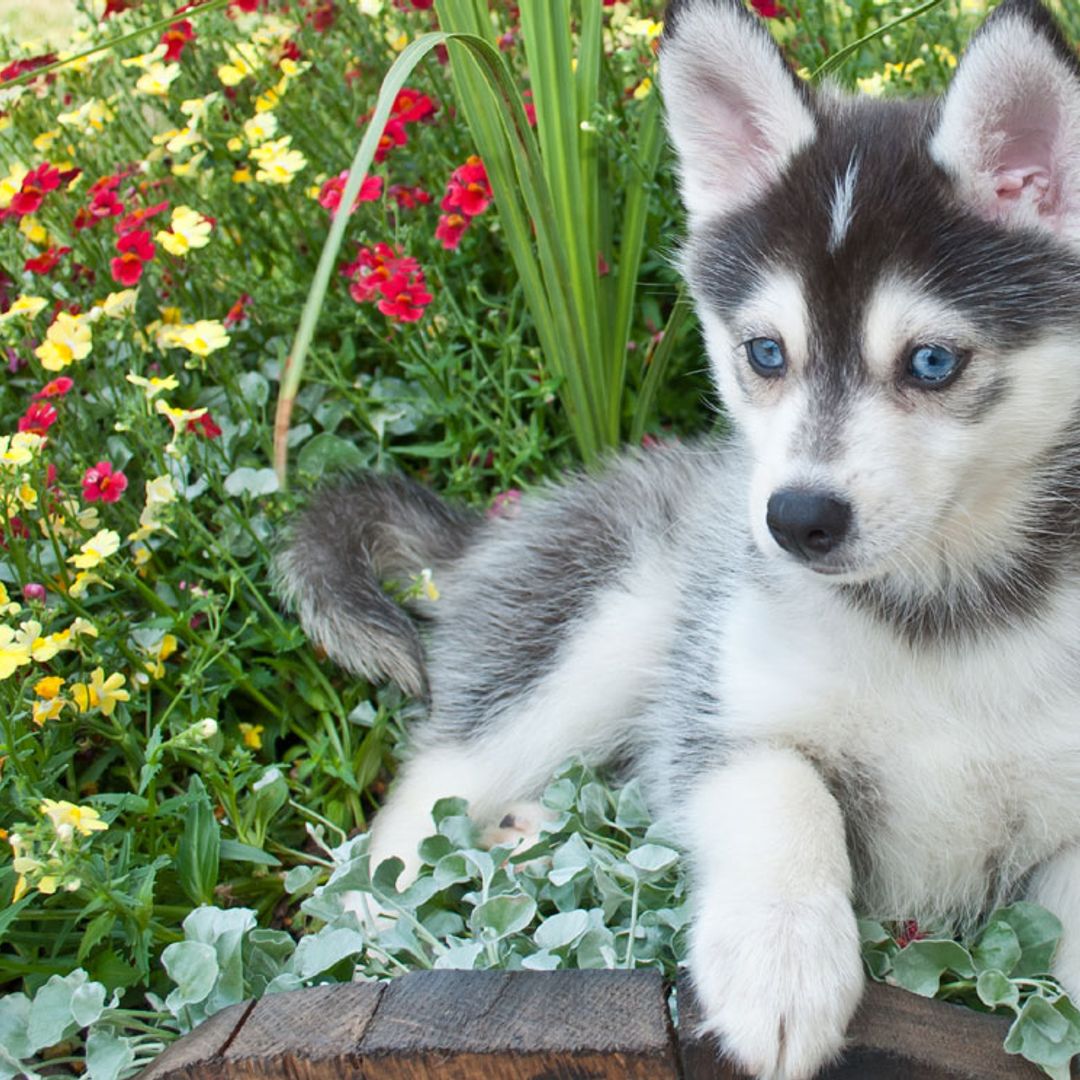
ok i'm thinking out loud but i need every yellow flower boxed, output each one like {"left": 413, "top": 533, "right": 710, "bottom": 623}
{"left": 34, "top": 676, "right": 64, "bottom": 699}
{"left": 98, "top": 290, "right": 137, "bottom": 319}
{"left": 0, "top": 583, "right": 20, "bottom": 617}
{"left": 33, "top": 697, "right": 67, "bottom": 726}
{"left": 121, "top": 44, "right": 168, "bottom": 69}
{"left": 633, "top": 76, "right": 653, "bottom": 101}
{"left": 19, "top": 216, "right": 50, "bottom": 246}
{"left": 0, "top": 164, "right": 29, "bottom": 211}
{"left": 180, "top": 93, "right": 218, "bottom": 127}
{"left": 218, "top": 43, "right": 260, "bottom": 86}
{"left": 164, "top": 127, "right": 204, "bottom": 155}
{"left": 162, "top": 320, "right": 230, "bottom": 357}
{"left": 243, "top": 111, "right": 278, "bottom": 144}
{"left": 0, "top": 624, "right": 33, "bottom": 679}
{"left": 143, "top": 633, "right": 178, "bottom": 679}
{"left": 0, "top": 295, "right": 46, "bottom": 323}
{"left": 232, "top": 166, "right": 253, "bottom": 184}
{"left": 68, "top": 571, "right": 109, "bottom": 599}
{"left": 35, "top": 311, "right": 92, "bottom": 372}
{"left": 171, "top": 151, "right": 207, "bottom": 178}
{"left": 238, "top": 722, "right": 264, "bottom": 749}
{"left": 126, "top": 372, "right": 179, "bottom": 400}
{"left": 41, "top": 798, "right": 109, "bottom": 837}
{"left": 156, "top": 206, "right": 213, "bottom": 256}
{"left": 68, "top": 528, "right": 121, "bottom": 570}
{"left": 0, "top": 435, "right": 34, "bottom": 469}
{"left": 136, "top": 62, "right": 181, "bottom": 97}
{"left": 32, "top": 128, "right": 61, "bottom": 152}
{"left": 70, "top": 668, "right": 130, "bottom": 717}
{"left": 57, "top": 98, "right": 116, "bottom": 133}
{"left": 249, "top": 136, "right": 306, "bottom": 185}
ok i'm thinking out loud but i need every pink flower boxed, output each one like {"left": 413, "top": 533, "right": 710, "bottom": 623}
{"left": 18, "top": 402, "right": 58, "bottom": 436}
{"left": 81, "top": 461, "right": 128, "bottom": 503}
{"left": 441, "top": 156, "right": 492, "bottom": 218}
{"left": 24, "top": 246, "right": 71, "bottom": 275}
{"left": 110, "top": 229, "right": 154, "bottom": 286}
{"left": 435, "top": 212, "right": 468, "bottom": 250}
{"left": 9, "top": 163, "right": 62, "bottom": 217}
{"left": 487, "top": 489, "right": 522, "bottom": 519}
{"left": 33, "top": 376, "right": 74, "bottom": 400}
{"left": 317, "top": 171, "right": 383, "bottom": 216}
{"left": 376, "top": 277, "right": 433, "bottom": 322}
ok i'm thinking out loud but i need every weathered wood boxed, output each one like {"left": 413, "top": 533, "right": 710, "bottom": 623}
{"left": 220, "top": 981, "right": 384, "bottom": 1079}
{"left": 357, "top": 968, "right": 680, "bottom": 1079}
{"left": 677, "top": 974, "right": 1061, "bottom": 1080}
{"left": 137, "top": 1000, "right": 253, "bottom": 1080}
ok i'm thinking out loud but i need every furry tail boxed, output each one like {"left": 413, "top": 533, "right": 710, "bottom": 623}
{"left": 274, "top": 473, "right": 479, "bottom": 697}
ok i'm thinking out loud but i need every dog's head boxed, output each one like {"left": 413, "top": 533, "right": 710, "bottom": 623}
{"left": 660, "top": 0, "right": 1080, "bottom": 589}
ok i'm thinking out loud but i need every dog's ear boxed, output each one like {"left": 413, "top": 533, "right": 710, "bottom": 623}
{"left": 931, "top": 0, "right": 1080, "bottom": 243}
{"left": 658, "top": 0, "right": 817, "bottom": 229}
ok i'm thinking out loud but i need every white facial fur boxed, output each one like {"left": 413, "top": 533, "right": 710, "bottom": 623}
{"left": 705, "top": 270, "right": 1080, "bottom": 583}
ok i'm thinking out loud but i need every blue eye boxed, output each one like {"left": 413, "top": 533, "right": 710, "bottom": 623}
{"left": 745, "top": 337, "right": 786, "bottom": 377}
{"left": 907, "top": 344, "right": 963, "bottom": 386}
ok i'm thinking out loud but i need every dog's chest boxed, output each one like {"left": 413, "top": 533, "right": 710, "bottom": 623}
{"left": 717, "top": 582, "right": 1080, "bottom": 917}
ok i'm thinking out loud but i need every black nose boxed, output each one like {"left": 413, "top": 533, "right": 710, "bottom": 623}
{"left": 766, "top": 489, "right": 852, "bottom": 561}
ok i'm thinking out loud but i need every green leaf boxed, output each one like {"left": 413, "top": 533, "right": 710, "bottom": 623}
{"left": 162, "top": 941, "right": 219, "bottom": 1015}
{"left": 290, "top": 927, "right": 366, "bottom": 980}
{"left": 1003, "top": 995, "right": 1080, "bottom": 1068}
{"left": 975, "top": 969, "right": 1020, "bottom": 1011}
{"left": 972, "top": 920, "right": 1022, "bottom": 976}
{"left": 626, "top": 844, "right": 680, "bottom": 881}
{"left": 296, "top": 433, "right": 366, "bottom": 480}
{"left": 0, "top": 993, "right": 32, "bottom": 1061}
{"left": 614, "top": 780, "right": 652, "bottom": 831}
{"left": 85, "top": 1027, "right": 136, "bottom": 1080}
{"left": 995, "top": 903, "right": 1063, "bottom": 977}
{"left": 224, "top": 466, "right": 280, "bottom": 497}
{"left": 26, "top": 971, "right": 89, "bottom": 1053}
{"left": 219, "top": 839, "right": 281, "bottom": 866}
{"left": 177, "top": 776, "right": 221, "bottom": 906}
{"left": 470, "top": 895, "right": 537, "bottom": 942}
{"left": 534, "top": 909, "right": 590, "bottom": 951}
{"left": 70, "top": 980, "right": 108, "bottom": 1028}
{"left": 890, "top": 939, "right": 974, "bottom": 997}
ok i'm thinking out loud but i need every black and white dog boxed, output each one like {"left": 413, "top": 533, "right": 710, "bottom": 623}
{"left": 279, "top": 1, "right": 1080, "bottom": 1075}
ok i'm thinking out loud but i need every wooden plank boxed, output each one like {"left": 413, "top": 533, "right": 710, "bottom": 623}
{"left": 357, "top": 968, "right": 680, "bottom": 1079}
{"left": 677, "top": 974, "right": 1059, "bottom": 1080}
{"left": 220, "top": 981, "right": 385, "bottom": 1079}
{"left": 136, "top": 1000, "right": 253, "bottom": 1080}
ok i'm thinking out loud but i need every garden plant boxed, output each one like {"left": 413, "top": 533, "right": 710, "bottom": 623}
{"left": 2, "top": 0, "right": 1080, "bottom": 1077}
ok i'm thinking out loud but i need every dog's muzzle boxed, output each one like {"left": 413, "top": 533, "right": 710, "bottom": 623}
{"left": 766, "top": 489, "right": 852, "bottom": 563}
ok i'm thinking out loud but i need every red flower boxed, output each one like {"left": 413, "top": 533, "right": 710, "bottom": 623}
{"left": 435, "top": 212, "right": 468, "bottom": 250}
{"left": 0, "top": 53, "right": 57, "bottom": 85}
{"left": 110, "top": 229, "right": 154, "bottom": 286}
{"left": 441, "top": 156, "right": 492, "bottom": 218}
{"left": 307, "top": 0, "right": 336, "bottom": 32}
{"left": 750, "top": 0, "right": 785, "bottom": 15}
{"left": 102, "top": 0, "right": 134, "bottom": 16}
{"left": 373, "top": 117, "right": 407, "bottom": 163}
{"left": 388, "top": 184, "right": 431, "bottom": 210}
{"left": 9, "top": 163, "right": 62, "bottom": 217}
{"left": 223, "top": 293, "right": 252, "bottom": 328}
{"left": 318, "top": 171, "right": 383, "bottom": 216}
{"left": 116, "top": 200, "right": 169, "bottom": 235}
{"left": 187, "top": 411, "right": 222, "bottom": 438}
{"left": 342, "top": 242, "right": 432, "bottom": 321}
{"left": 33, "top": 376, "right": 74, "bottom": 400}
{"left": 391, "top": 87, "right": 436, "bottom": 124}
{"left": 81, "top": 461, "right": 128, "bottom": 504}
{"left": 377, "top": 277, "right": 433, "bottom": 322}
{"left": 18, "top": 402, "right": 58, "bottom": 437}
{"left": 160, "top": 18, "right": 196, "bottom": 62}
{"left": 24, "top": 246, "right": 71, "bottom": 275}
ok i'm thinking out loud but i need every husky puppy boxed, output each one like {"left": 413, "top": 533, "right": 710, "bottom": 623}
{"left": 278, "top": 0, "right": 1080, "bottom": 1075}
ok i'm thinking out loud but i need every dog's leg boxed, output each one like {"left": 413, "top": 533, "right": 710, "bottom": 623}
{"left": 1026, "top": 844, "right": 1080, "bottom": 999}
{"left": 685, "top": 746, "right": 863, "bottom": 1080}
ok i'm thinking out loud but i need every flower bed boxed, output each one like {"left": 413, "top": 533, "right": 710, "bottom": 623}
{"left": 2, "top": 1, "right": 1080, "bottom": 1078}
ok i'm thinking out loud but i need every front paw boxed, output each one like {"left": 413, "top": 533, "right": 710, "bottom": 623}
{"left": 689, "top": 888, "right": 864, "bottom": 1080}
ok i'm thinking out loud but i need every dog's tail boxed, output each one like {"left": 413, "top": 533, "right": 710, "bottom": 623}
{"left": 274, "top": 473, "right": 479, "bottom": 697}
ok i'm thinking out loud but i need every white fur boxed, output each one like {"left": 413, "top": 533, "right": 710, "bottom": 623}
{"left": 658, "top": 1, "right": 817, "bottom": 227}
{"left": 931, "top": 11, "right": 1080, "bottom": 245}
{"left": 827, "top": 156, "right": 860, "bottom": 253}
{"left": 686, "top": 748, "right": 863, "bottom": 1079}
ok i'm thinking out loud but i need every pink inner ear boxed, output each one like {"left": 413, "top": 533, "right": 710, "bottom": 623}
{"left": 991, "top": 112, "right": 1058, "bottom": 212}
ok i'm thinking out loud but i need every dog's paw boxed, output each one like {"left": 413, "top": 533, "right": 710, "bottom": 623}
{"left": 689, "top": 888, "right": 864, "bottom": 1080}
{"left": 480, "top": 800, "right": 557, "bottom": 851}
